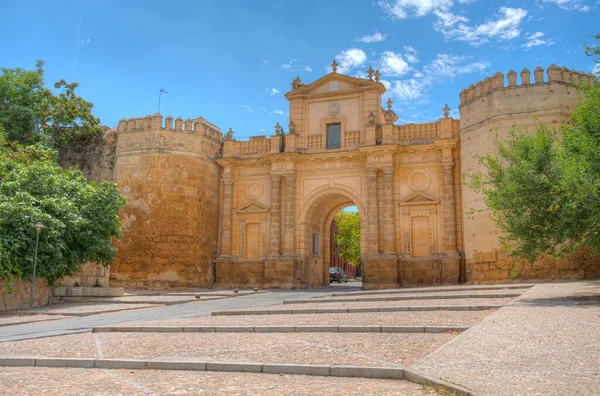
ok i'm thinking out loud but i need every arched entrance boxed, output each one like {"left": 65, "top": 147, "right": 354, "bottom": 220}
{"left": 298, "top": 187, "right": 367, "bottom": 287}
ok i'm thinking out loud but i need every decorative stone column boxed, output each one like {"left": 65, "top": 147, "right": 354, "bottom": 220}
{"left": 441, "top": 162, "right": 457, "bottom": 253}
{"left": 366, "top": 167, "right": 379, "bottom": 254}
{"left": 441, "top": 157, "right": 460, "bottom": 284}
{"left": 221, "top": 177, "right": 234, "bottom": 256}
{"left": 382, "top": 166, "right": 395, "bottom": 254}
{"left": 269, "top": 174, "right": 282, "bottom": 256}
{"left": 363, "top": 166, "right": 399, "bottom": 289}
{"left": 283, "top": 174, "right": 295, "bottom": 255}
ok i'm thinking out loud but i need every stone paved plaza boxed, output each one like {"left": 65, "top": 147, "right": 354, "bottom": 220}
{"left": 0, "top": 281, "right": 598, "bottom": 395}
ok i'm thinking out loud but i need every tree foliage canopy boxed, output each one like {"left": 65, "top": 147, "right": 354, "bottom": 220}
{"left": 334, "top": 210, "right": 361, "bottom": 266}
{"left": 0, "top": 61, "right": 102, "bottom": 148}
{"left": 0, "top": 61, "right": 126, "bottom": 289}
{"left": 467, "top": 36, "right": 600, "bottom": 264}
{"left": 0, "top": 136, "right": 126, "bottom": 285}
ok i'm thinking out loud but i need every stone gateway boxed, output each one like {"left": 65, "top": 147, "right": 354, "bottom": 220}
{"left": 61, "top": 64, "right": 598, "bottom": 289}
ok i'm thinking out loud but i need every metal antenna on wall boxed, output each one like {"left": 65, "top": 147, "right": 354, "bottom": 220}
{"left": 158, "top": 88, "right": 168, "bottom": 113}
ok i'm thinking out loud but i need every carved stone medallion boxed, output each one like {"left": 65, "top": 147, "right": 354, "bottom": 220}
{"left": 407, "top": 169, "right": 431, "bottom": 191}
{"left": 328, "top": 101, "right": 340, "bottom": 118}
{"left": 245, "top": 182, "right": 263, "bottom": 199}
{"left": 329, "top": 81, "right": 339, "bottom": 91}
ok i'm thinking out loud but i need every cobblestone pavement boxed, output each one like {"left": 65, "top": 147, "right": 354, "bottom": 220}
{"left": 125, "top": 310, "right": 494, "bottom": 327}
{"left": 0, "top": 367, "right": 438, "bottom": 395}
{"left": 411, "top": 281, "right": 600, "bottom": 395}
{"left": 0, "top": 330, "right": 453, "bottom": 367}
{"left": 0, "top": 314, "right": 68, "bottom": 327}
{"left": 58, "top": 295, "right": 225, "bottom": 304}
{"left": 20, "top": 302, "right": 161, "bottom": 316}
{"left": 7, "top": 282, "right": 591, "bottom": 395}
{"left": 240, "top": 297, "right": 516, "bottom": 311}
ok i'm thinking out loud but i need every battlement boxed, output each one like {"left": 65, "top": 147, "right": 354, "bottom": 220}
{"left": 117, "top": 113, "right": 222, "bottom": 142}
{"left": 459, "top": 65, "right": 595, "bottom": 106}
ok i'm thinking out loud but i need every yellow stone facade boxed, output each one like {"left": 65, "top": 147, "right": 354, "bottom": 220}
{"left": 98, "top": 64, "right": 597, "bottom": 289}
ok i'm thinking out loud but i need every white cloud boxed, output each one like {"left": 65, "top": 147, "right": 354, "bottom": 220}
{"left": 378, "top": 51, "right": 411, "bottom": 76}
{"left": 433, "top": 7, "right": 527, "bottom": 46}
{"left": 522, "top": 31, "right": 555, "bottom": 49}
{"left": 378, "top": 0, "right": 453, "bottom": 19}
{"left": 271, "top": 109, "right": 284, "bottom": 115}
{"left": 404, "top": 45, "right": 417, "bottom": 54}
{"left": 385, "top": 53, "right": 487, "bottom": 102}
{"left": 377, "top": 2, "right": 526, "bottom": 46}
{"left": 593, "top": 63, "right": 600, "bottom": 75}
{"left": 241, "top": 105, "right": 254, "bottom": 113}
{"left": 281, "top": 58, "right": 312, "bottom": 72}
{"left": 332, "top": 48, "right": 367, "bottom": 74}
{"left": 403, "top": 45, "right": 419, "bottom": 63}
{"left": 424, "top": 53, "right": 487, "bottom": 77}
{"left": 539, "top": 0, "right": 591, "bottom": 12}
{"left": 259, "top": 128, "right": 266, "bottom": 132}
{"left": 260, "top": 58, "right": 270, "bottom": 68}
{"left": 281, "top": 59, "right": 295, "bottom": 71}
{"left": 266, "top": 88, "right": 280, "bottom": 96}
{"left": 357, "top": 31, "right": 388, "bottom": 43}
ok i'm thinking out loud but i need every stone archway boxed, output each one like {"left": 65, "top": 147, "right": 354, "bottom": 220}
{"left": 297, "top": 186, "right": 367, "bottom": 287}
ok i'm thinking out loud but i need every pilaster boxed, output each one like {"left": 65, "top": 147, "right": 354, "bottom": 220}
{"left": 382, "top": 166, "right": 395, "bottom": 254}
{"left": 283, "top": 173, "right": 296, "bottom": 254}
{"left": 220, "top": 176, "right": 234, "bottom": 256}
{"left": 269, "top": 174, "right": 282, "bottom": 256}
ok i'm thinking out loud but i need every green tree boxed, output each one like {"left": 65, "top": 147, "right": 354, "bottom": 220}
{"left": 334, "top": 210, "right": 361, "bottom": 266}
{"left": 467, "top": 36, "right": 600, "bottom": 266}
{"left": 0, "top": 135, "right": 126, "bottom": 286}
{"left": 0, "top": 61, "right": 102, "bottom": 148}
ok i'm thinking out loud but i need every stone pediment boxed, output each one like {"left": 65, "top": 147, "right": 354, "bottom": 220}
{"left": 236, "top": 200, "right": 270, "bottom": 213}
{"left": 399, "top": 191, "right": 441, "bottom": 206}
{"left": 285, "top": 73, "right": 384, "bottom": 98}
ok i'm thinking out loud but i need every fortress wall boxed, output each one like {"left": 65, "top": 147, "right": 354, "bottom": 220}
{"left": 57, "top": 128, "right": 118, "bottom": 287}
{"left": 109, "top": 115, "right": 222, "bottom": 289}
{"left": 459, "top": 65, "right": 598, "bottom": 282}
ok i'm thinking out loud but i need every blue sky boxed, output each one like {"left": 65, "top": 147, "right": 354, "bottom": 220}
{"left": 1, "top": 0, "right": 598, "bottom": 138}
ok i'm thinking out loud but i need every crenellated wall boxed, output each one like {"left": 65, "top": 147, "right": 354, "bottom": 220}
{"left": 109, "top": 113, "right": 222, "bottom": 289}
{"left": 459, "top": 64, "right": 598, "bottom": 283}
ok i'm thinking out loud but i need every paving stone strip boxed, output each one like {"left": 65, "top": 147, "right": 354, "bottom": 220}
{"left": 0, "top": 356, "right": 405, "bottom": 380}
{"left": 212, "top": 305, "right": 503, "bottom": 316}
{"left": 404, "top": 368, "right": 474, "bottom": 396}
{"left": 58, "top": 297, "right": 224, "bottom": 305}
{"left": 330, "top": 284, "right": 532, "bottom": 297}
{"left": 283, "top": 293, "right": 522, "bottom": 304}
{"left": 92, "top": 325, "right": 470, "bottom": 333}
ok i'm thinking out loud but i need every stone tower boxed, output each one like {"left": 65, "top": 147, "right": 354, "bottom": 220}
{"left": 109, "top": 114, "right": 222, "bottom": 288}
{"left": 458, "top": 65, "right": 595, "bottom": 281}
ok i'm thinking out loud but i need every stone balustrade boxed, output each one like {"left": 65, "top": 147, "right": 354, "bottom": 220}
{"left": 397, "top": 122, "right": 440, "bottom": 141}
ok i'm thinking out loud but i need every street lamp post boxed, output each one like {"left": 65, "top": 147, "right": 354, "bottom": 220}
{"left": 30, "top": 222, "right": 46, "bottom": 309}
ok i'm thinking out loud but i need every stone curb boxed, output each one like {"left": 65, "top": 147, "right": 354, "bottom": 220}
{"left": 404, "top": 369, "right": 474, "bottom": 396}
{"left": 92, "top": 325, "right": 470, "bottom": 334}
{"left": 0, "top": 356, "right": 405, "bottom": 380}
{"left": 283, "top": 293, "right": 522, "bottom": 305}
{"left": 330, "top": 285, "right": 532, "bottom": 297}
{"left": 212, "top": 305, "right": 502, "bottom": 316}
{"left": 57, "top": 299, "right": 220, "bottom": 306}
